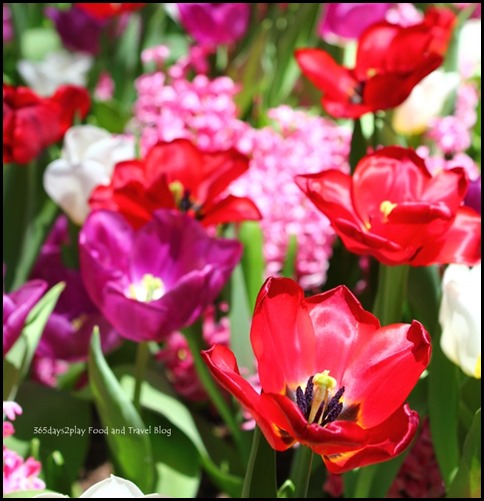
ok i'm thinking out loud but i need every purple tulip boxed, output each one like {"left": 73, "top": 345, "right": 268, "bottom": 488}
{"left": 45, "top": 6, "right": 107, "bottom": 55}
{"left": 177, "top": 3, "right": 250, "bottom": 47}
{"left": 318, "top": 3, "right": 393, "bottom": 42}
{"left": 3, "top": 279, "right": 48, "bottom": 356}
{"left": 30, "top": 216, "right": 121, "bottom": 362}
{"left": 464, "top": 176, "right": 481, "bottom": 214}
{"left": 79, "top": 210, "right": 242, "bottom": 342}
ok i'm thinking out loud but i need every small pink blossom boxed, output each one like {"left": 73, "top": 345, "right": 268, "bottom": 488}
{"left": 386, "top": 3, "right": 423, "bottom": 27}
{"left": 94, "top": 72, "right": 115, "bottom": 101}
{"left": 3, "top": 402, "right": 46, "bottom": 495}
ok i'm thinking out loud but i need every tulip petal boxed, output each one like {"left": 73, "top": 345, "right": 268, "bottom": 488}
{"left": 322, "top": 405, "right": 419, "bottom": 474}
{"left": 198, "top": 149, "right": 250, "bottom": 202}
{"left": 295, "top": 170, "right": 359, "bottom": 227}
{"left": 295, "top": 48, "right": 358, "bottom": 102}
{"left": 201, "top": 195, "right": 261, "bottom": 227}
{"left": 341, "top": 320, "right": 431, "bottom": 428}
{"left": 261, "top": 393, "right": 368, "bottom": 456}
{"left": 305, "top": 286, "right": 381, "bottom": 385}
{"left": 202, "top": 345, "right": 296, "bottom": 451}
{"left": 250, "top": 277, "right": 317, "bottom": 393}
{"left": 412, "top": 207, "right": 481, "bottom": 266}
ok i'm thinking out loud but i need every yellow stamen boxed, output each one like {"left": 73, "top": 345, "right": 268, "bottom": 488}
{"left": 380, "top": 200, "right": 398, "bottom": 222}
{"left": 128, "top": 274, "right": 165, "bottom": 302}
{"left": 308, "top": 370, "right": 337, "bottom": 423}
{"left": 169, "top": 181, "right": 184, "bottom": 205}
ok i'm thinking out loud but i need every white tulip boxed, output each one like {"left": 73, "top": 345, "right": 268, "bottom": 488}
{"left": 392, "top": 70, "right": 460, "bottom": 135}
{"left": 44, "top": 126, "right": 135, "bottom": 225}
{"left": 34, "top": 474, "right": 165, "bottom": 498}
{"left": 458, "top": 19, "right": 481, "bottom": 79}
{"left": 439, "top": 263, "right": 481, "bottom": 379}
{"left": 17, "top": 50, "right": 92, "bottom": 96}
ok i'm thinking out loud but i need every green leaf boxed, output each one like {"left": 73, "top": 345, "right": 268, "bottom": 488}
{"left": 372, "top": 264, "right": 409, "bottom": 325}
{"left": 4, "top": 491, "right": 59, "bottom": 498}
{"left": 349, "top": 119, "right": 367, "bottom": 173}
{"left": 88, "top": 330, "right": 155, "bottom": 492}
{"left": 229, "top": 263, "right": 254, "bottom": 374}
{"left": 142, "top": 411, "right": 201, "bottom": 498}
{"left": 5, "top": 382, "right": 90, "bottom": 485}
{"left": 408, "top": 266, "right": 460, "bottom": 487}
{"left": 281, "top": 234, "right": 297, "bottom": 280}
{"left": 115, "top": 366, "right": 243, "bottom": 497}
{"left": 277, "top": 480, "right": 295, "bottom": 498}
{"left": 266, "top": 3, "right": 321, "bottom": 107}
{"left": 239, "top": 221, "right": 265, "bottom": 310}
{"left": 4, "top": 282, "right": 65, "bottom": 400}
{"left": 429, "top": 338, "right": 460, "bottom": 487}
{"left": 447, "top": 409, "right": 481, "bottom": 498}
{"left": 408, "top": 265, "right": 441, "bottom": 332}
{"left": 44, "top": 450, "right": 71, "bottom": 495}
{"left": 242, "top": 427, "right": 277, "bottom": 498}
{"left": 89, "top": 100, "right": 132, "bottom": 134}
{"left": 10, "top": 198, "right": 59, "bottom": 291}
{"left": 228, "top": 19, "right": 272, "bottom": 116}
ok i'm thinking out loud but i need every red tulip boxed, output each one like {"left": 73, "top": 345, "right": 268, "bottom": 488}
{"left": 3, "top": 84, "right": 90, "bottom": 165}
{"left": 202, "top": 277, "right": 431, "bottom": 473}
{"left": 89, "top": 138, "right": 261, "bottom": 228}
{"left": 75, "top": 3, "right": 146, "bottom": 19}
{"left": 295, "top": 7, "right": 456, "bottom": 118}
{"left": 296, "top": 146, "right": 481, "bottom": 266}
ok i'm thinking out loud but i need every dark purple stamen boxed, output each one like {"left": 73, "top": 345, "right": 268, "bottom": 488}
{"left": 321, "top": 386, "right": 345, "bottom": 425}
{"left": 179, "top": 190, "right": 193, "bottom": 212}
{"left": 304, "top": 375, "right": 314, "bottom": 414}
{"left": 296, "top": 375, "right": 313, "bottom": 419}
{"left": 296, "top": 386, "right": 306, "bottom": 416}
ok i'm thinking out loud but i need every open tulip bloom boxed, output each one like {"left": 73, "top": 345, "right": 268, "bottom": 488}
{"left": 89, "top": 138, "right": 261, "bottom": 229}
{"left": 79, "top": 209, "right": 242, "bottom": 342}
{"left": 295, "top": 7, "right": 456, "bottom": 118}
{"left": 202, "top": 277, "right": 431, "bottom": 473}
{"left": 296, "top": 146, "right": 481, "bottom": 266}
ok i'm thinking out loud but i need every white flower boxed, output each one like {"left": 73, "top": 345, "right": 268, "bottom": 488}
{"left": 17, "top": 50, "right": 92, "bottom": 96}
{"left": 34, "top": 474, "right": 165, "bottom": 498}
{"left": 458, "top": 19, "right": 481, "bottom": 79}
{"left": 439, "top": 263, "right": 481, "bottom": 379}
{"left": 392, "top": 70, "right": 460, "bottom": 135}
{"left": 44, "top": 125, "right": 135, "bottom": 225}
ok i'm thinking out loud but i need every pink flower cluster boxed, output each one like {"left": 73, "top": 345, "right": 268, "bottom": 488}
{"left": 3, "top": 402, "right": 45, "bottom": 495}
{"left": 232, "top": 106, "right": 350, "bottom": 289}
{"left": 427, "top": 83, "right": 479, "bottom": 155}
{"left": 134, "top": 58, "right": 250, "bottom": 154}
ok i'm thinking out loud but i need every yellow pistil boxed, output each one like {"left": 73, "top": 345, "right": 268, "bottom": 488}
{"left": 169, "top": 181, "right": 184, "bottom": 205}
{"left": 380, "top": 200, "right": 398, "bottom": 222}
{"left": 308, "top": 370, "right": 337, "bottom": 423}
{"left": 128, "top": 274, "right": 165, "bottom": 302}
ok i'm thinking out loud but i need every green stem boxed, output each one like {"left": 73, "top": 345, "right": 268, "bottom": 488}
{"left": 241, "top": 426, "right": 261, "bottom": 498}
{"left": 289, "top": 445, "right": 314, "bottom": 498}
{"left": 184, "top": 324, "right": 248, "bottom": 462}
{"left": 372, "top": 264, "right": 410, "bottom": 325}
{"left": 133, "top": 341, "right": 150, "bottom": 413}
{"left": 353, "top": 466, "right": 377, "bottom": 498}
